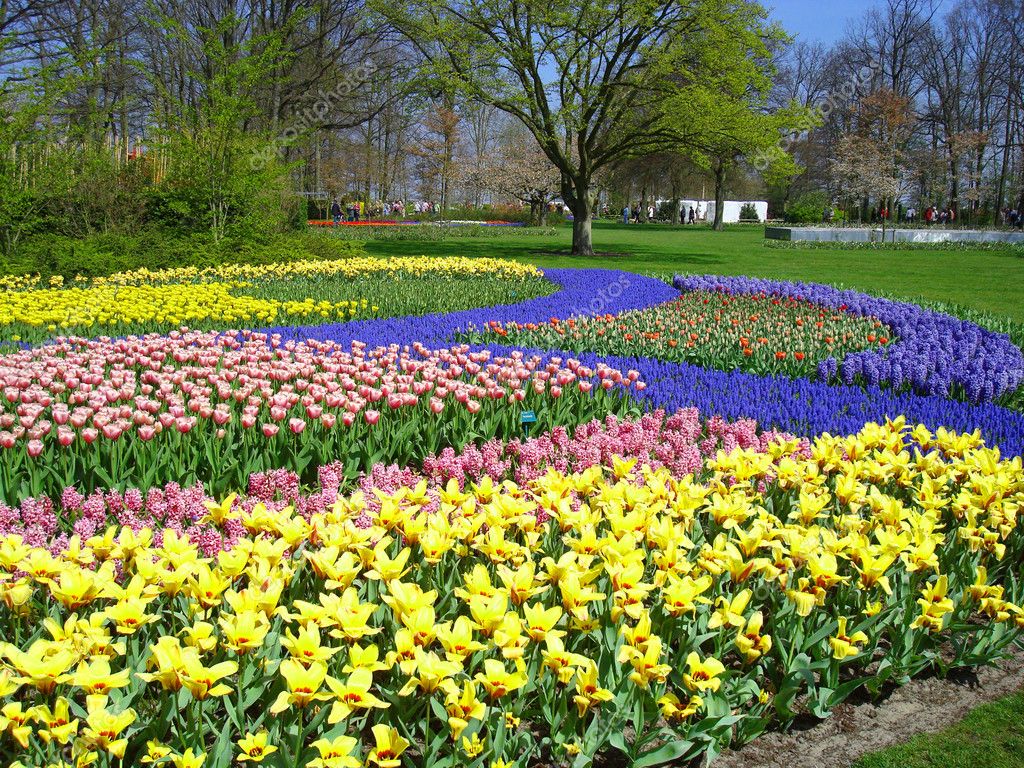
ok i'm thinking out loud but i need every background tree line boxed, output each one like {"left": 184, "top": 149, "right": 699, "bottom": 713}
{"left": 763, "top": 0, "right": 1023, "bottom": 225}
{"left": 1, "top": 0, "right": 1021, "bottom": 261}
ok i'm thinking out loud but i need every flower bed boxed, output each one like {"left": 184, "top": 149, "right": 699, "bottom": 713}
{"left": 674, "top": 275, "right": 1024, "bottom": 403}
{"left": 0, "top": 420, "right": 1021, "bottom": 768}
{"left": 0, "top": 332, "right": 638, "bottom": 505}
{"left": 3, "top": 257, "right": 1024, "bottom": 768}
{"left": 479, "top": 345, "right": 1024, "bottom": 458}
{"left": 0, "top": 409, "right": 801, "bottom": 550}
{"left": 261, "top": 268, "right": 681, "bottom": 349}
{"left": 464, "top": 290, "right": 893, "bottom": 377}
{"left": 2, "top": 257, "right": 553, "bottom": 345}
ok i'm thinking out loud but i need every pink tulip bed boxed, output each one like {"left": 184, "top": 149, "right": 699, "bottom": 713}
{"left": 0, "top": 329, "right": 641, "bottom": 505}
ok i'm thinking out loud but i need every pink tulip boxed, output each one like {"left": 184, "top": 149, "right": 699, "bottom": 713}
{"left": 364, "top": 410, "right": 380, "bottom": 426}
{"left": 466, "top": 400, "right": 481, "bottom": 414}
{"left": 81, "top": 428, "right": 99, "bottom": 444}
{"left": 27, "top": 439, "right": 44, "bottom": 458}
{"left": 342, "top": 412, "right": 355, "bottom": 427}
{"left": 321, "top": 413, "right": 337, "bottom": 428}
{"left": 579, "top": 381, "right": 593, "bottom": 393}
{"left": 138, "top": 425, "right": 157, "bottom": 441}
{"left": 289, "top": 418, "right": 306, "bottom": 434}
{"left": 262, "top": 423, "right": 279, "bottom": 438}
{"left": 429, "top": 398, "right": 444, "bottom": 414}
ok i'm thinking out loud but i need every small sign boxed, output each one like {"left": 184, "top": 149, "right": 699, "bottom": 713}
{"left": 520, "top": 410, "right": 537, "bottom": 424}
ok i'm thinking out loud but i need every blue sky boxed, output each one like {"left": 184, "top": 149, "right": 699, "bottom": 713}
{"left": 767, "top": 0, "right": 863, "bottom": 44}
{"left": 768, "top": 0, "right": 954, "bottom": 44}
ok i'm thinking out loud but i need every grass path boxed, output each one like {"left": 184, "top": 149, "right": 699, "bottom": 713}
{"left": 853, "top": 691, "right": 1024, "bottom": 768}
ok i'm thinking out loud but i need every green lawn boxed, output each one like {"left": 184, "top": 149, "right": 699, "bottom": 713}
{"left": 355, "top": 222, "right": 1024, "bottom": 321}
{"left": 853, "top": 691, "right": 1024, "bottom": 768}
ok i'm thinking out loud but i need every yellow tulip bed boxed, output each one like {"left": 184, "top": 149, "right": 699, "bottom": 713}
{"left": 0, "top": 257, "right": 543, "bottom": 291}
{"left": 1, "top": 418, "right": 1022, "bottom": 768}
{"left": 0, "top": 283, "right": 373, "bottom": 336}
{"left": 0, "top": 257, "right": 552, "bottom": 345}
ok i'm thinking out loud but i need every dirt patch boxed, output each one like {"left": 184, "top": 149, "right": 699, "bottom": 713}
{"left": 715, "top": 651, "right": 1024, "bottom": 768}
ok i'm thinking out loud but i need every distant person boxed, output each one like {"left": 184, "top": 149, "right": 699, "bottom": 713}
{"left": 330, "top": 198, "right": 342, "bottom": 225}
{"left": 688, "top": 206, "right": 695, "bottom": 224}
{"left": 925, "top": 206, "right": 934, "bottom": 224}
{"left": 622, "top": 205, "right": 630, "bottom": 224}
{"left": 648, "top": 205, "right": 655, "bottom": 221}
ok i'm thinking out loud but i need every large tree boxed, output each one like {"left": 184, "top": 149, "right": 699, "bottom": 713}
{"left": 375, "top": 0, "right": 778, "bottom": 254}
{"left": 659, "top": 15, "right": 808, "bottom": 231}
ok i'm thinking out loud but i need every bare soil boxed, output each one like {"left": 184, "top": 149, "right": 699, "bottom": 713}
{"left": 714, "top": 651, "right": 1024, "bottom": 768}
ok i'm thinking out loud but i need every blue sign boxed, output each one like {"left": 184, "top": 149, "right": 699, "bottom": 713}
{"left": 520, "top": 410, "right": 537, "bottom": 424}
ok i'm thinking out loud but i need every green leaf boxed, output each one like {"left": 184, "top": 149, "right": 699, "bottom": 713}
{"left": 634, "top": 740, "right": 696, "bottom": 767}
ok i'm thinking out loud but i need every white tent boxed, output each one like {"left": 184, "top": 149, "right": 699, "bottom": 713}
{"left": 671, "top": 199, "right": 767, "bottom": 223}
{"left": 703, "top": 200, "right": 768, "bottom": 223}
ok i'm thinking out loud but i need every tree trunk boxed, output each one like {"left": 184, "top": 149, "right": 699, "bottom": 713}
{"left": 572, "top": 204, "right": 593, "bottom": 255}
{"left": 712, "top": 160, "right": 726, "bottom": 232}
{"left": 538, "top": 202, "right": 549, "bottom": 227}
{"left": 669, "top": 180, "right": 680, "bottom": 225}
{"left": 563, "top": 174, "right": 595, "bottom": 255}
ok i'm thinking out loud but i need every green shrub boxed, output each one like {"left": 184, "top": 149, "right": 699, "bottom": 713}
{"left": 784, "top": 192, "right": 831, "bottom": 224}
{"left": 0, "top": 231, "right": 365, "bottom": 279}
{"left": 739, "top": 202, "right": 760, "bottom": 222}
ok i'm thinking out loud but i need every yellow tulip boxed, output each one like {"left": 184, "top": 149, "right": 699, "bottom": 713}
{"left": 326, "top": 668, "right": 390, "bottom": 723}
{"left": 270, "top": 659, "right": 332, "bottom": 713}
